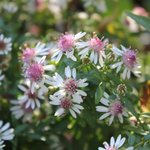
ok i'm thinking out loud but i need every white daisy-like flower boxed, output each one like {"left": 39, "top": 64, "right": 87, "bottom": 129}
{"left": 0, "top": 120, "right": 14, "bottom": 141}
{"left": 0, "top": 139, "right": 5, "bottom": 150}
{"left": 22, "top": 42, "right": 55, "bottom": 64}
{"left": 14, "top": 83, "right": 45, "bottom": 110}
{"left": 51, "top": 32, "right": 86, "bottom": 62}
{"left": 111, "top": 45, "right": 141, "bottom": 79}
{"left": 96, "top": 92, "right": 128, "bottom": 125}
{"left": 49, "top": 66, "right": 88, "bottom": 103}
{"left": 10, "top": 100, "right": 33, "bottom": 120}
{"left": 77, "top": 35, "right": 108, "bottom": 66}
{"left": 0, "top": 34, "right": 12, "bottom": 55}
{"left": 24, "top": 56, "right": 55, "bottom": 93}
{"left": 0, "top": 70, "right": 5, "bottom": 86}
{"left": 98, "top": 134, "right": 134, "bottom": 150}
{"left": 50, "top": 94, "right": 84, "bottom": 118}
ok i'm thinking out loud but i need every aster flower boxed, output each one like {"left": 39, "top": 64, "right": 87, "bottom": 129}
{"left": 111, "top": 45, "right": 141, "bottom": 79}
{"left": 22, "top": 42, "right": 54, "bottom": 64}
{"left": 24, "top": 56, "right": 55, "bottom": 93}
{"left": 0, "top": 34, "right": 12, "bottom": 55}
{"left": 0, "top": 140, "right": 5, "bottom": 150}
{"left": 51, "top": 32, "right": 86, "bottom": 62}
{"left": 14, "top": 83, "right": 45, "bottom": 109}
{"left": 96, "top": 92, "right": 128, "bottom": 125}
{"left": 98, "top": 134, "right": 134, "bottom": 150}
{"left": 10, "top": 100, "right": 33, "bottom": 120}
{"left": 49, "top": 66, "right": 88, "bottom": 103}
{"left": 49, "top": 94, "right": 84, "bottom": 118}
{"left": 0, "top": 120, "right": 14, "bottom": 141}
{"left": 77, "top": 35, "right": 108, "bottom": 66}
{"left": 0, "top": 70, "right": 5, "bottom": 86}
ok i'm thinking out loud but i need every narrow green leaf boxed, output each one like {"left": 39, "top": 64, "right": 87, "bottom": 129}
{"left": 126, "top": 12, "right": 150, "bottom": 31}
{"left": 95, "top": 82, "right": 104, "bottom": 104}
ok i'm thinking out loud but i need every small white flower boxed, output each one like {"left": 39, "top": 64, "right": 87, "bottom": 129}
{"left": 14, "top": 83, "right": 45, "bottom": 110}
{"left": 50, "top": 94, "right": 84, "bottom": 118}
{"left": 22, "top": 42, "right": 55, "bottom": 64}
{"left": 0, "top": 34, "right": 12, "bottom": 55}
{"left": 0, "top": 120, "right": 14, "bottom": 141}
{"left": 0, "top": 139, "right": 5, "bottom": 150}
{"left": 10, "top": 100, "right": 33, "bottom": 120}
{"left": 77, "top": 36, "right": 108, "bottom": 66}
{"left": 0, "top": 70, "right": 5, "bottom": 86}
{"left": 111, "top": 45, "right": 141, "bottom": 79}
{"left": 98, "top": 134, "right": 134, "bottom": 150}
{"left": 96, "top": 92, "right": 128, "bottom": 125}
{"left": 24, "top": 56, "right": 55, "bottom": 93}
{"left": 49, "top": 66, "right": 88, "bottom": 103}
{"left": 51, "top": 32, "right": 86, "bottom": 62}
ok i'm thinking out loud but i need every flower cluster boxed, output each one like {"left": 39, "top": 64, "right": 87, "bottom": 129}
{"left": 49, "top": 66, "right": 88, "bottom": 118}
{"left": 7, "top": 31, "right": 141, "bottom": 149}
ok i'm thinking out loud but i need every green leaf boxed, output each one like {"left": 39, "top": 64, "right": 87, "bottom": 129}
{"left": 144, "top": 133, "right": 150, "bottom": 140}
{"left": 127, "top": 133, "right": 135, "bottom": 145}
{"left": 95, "top": 82, "right": 104, "bottom": 104}
{"left": 126, "top": 12, "right": 150, "bottom": 31}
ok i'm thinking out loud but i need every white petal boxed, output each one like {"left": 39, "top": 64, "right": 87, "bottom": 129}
{"left": 65, "top": 66, "right": 71, "bottom": 78}
{"left": 69, "top": 109, "right": 77, "bottom": 118}
{"left": 118, "top": 114, "right": 123, "bottom": 123}
{"left": 96, "top": 106, "right": 109, "bottom": 112}
{"left": 55, "top": 108, "right": 64, "bottom": 116}
{"left": 110, "top": 136, "right": 115, "bottom": 147}
{"left": 72, "top": 68, "right": 76, "bottom": 79}
{"left": 109, "top": 115, "right": 114, "bottom": 125}
{"left": 99, "top": 112, "right": 110, "bottom": 120}
{"left": 100, "top": 98, "right": 109, "bottom": 106}
{"left": 117, "top": 137, "right": 126, "bottom": 148}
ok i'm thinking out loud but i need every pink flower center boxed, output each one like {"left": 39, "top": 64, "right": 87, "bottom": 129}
{"left": 0, "top": 40, "right": 6, "bottom": 50}
{"left": 22, "top": 48, "right": 35, "bottom": 63}
{"left": 64, "top": 78, "right": 77, "bottom": 94}
{"left": 58, "top": 34, "right": 74, "bottom": 52}
{"left": 27, "top": 91, "right": 37, "bottom": 99}
{"left": 122, "top": 50, "right": 136, "bottom": 69}
{"left": 26, "top": 63, "right": 44, "bottom": 82}
{"left": 60, "top": 98, "right": 72, "bottom": 109}
{"left": 89, "top": 37, "right": 105, "bottom": 52}
{"left": 109, "top": 101, "right": 123, "bottom": 116}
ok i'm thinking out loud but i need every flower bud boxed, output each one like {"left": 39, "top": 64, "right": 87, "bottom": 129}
{"left": 117, "top": 84, "right": 127, "bottom": 95}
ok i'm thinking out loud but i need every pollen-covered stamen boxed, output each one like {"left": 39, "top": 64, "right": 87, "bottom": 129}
{"left": 60, "top": 97, "right": 72, "bottom": 109}
{"left": 22, "top": 48, "right": 35, "bottom": 63}
{"left": 122, "top": 50, "right": 137, "bottom": 69}
{"left": 109, "top": 101, "right": 123, "bottom": 116}
{"left": 58, "top": 34, "right": 74, "bottom": 52}
{"left": 26, "top": 63, "right": 44, "bottom": 82}
{"left": 64, "top": 78, "right": 77, "bottom": 94}
{"left": 0, "top": 40, "right": 6, "bottom": 50}
{"left": 89, "top": 37, "right": 105, "bottom": 52}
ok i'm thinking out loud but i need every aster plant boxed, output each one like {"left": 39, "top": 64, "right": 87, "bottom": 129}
{"left": 0, "top": 30, "right": 150, "bottom": 149}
